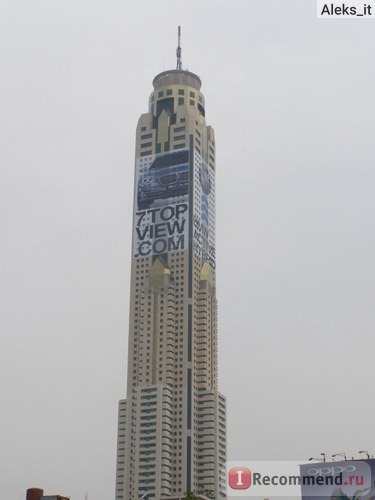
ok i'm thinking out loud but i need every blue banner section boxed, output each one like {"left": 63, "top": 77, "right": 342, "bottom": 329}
{"left": 192, "top": 154, "right": 216, "bottom": 269}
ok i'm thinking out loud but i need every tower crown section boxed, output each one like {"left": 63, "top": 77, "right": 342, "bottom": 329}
{"left": 149, "top": 69, "right": 205, "bottom": 118}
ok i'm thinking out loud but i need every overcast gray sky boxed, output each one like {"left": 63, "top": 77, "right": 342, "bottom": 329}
{"left": 1, "top": 1, "right": 375, "bottom": 499}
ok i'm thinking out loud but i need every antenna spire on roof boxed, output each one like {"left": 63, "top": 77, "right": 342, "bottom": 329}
{"left": 176, "top": 26, "right": 182, "bottom": 70}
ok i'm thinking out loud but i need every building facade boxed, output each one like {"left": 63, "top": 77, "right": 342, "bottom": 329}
{"left": 116, "top": 63, "right": 226, "bottom": 500}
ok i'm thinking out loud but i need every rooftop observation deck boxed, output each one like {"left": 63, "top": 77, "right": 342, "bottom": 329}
{"left": 153, "top": 69, "right": 202, "bottom": 91}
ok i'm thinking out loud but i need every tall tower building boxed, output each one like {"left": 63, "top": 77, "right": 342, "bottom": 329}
{"left": 116, "top": 31, "right": 226, "bottom": 500}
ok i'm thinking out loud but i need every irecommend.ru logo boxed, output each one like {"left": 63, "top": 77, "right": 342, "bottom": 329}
{"left": 228, "top": 468, "right": 252, "bottom": 489}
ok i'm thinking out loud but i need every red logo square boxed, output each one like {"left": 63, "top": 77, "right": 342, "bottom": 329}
{"left": 228, "top": 467, "right": 252, "bottom": 489}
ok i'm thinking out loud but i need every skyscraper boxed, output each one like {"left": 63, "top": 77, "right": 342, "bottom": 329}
{"left": 116, "top": 31, "right": 226, "bottom": 500}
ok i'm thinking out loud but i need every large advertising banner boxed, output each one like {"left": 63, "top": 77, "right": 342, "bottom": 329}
{"left": 192, "top": 151, "right": 216, "bottom": 269}
{"left": 133, "top": 149, "right": 190, "bottom": 258}
{"left": 300, "top": 459, "right": 375, "bottom": 499}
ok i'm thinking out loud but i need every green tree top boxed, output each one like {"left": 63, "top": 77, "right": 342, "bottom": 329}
{"left": 184, "top": 490, "right": 196, "bottom": 500}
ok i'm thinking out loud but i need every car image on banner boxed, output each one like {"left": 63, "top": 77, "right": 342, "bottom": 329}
{"left": 137, "top": 149, "right": 189, "bottom": 210}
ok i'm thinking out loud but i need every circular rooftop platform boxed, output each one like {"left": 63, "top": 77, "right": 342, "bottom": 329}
{"left": 153, "top": 69, "right": 201, "bottom": 91}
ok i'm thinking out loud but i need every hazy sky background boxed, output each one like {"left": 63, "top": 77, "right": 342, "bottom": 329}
{"left": 1, "top": 1, "right": 375, "bottom": 499}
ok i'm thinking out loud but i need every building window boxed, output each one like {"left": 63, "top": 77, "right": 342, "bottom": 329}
{"left": 174, "top": 126, "right": 185, "bottom": 133}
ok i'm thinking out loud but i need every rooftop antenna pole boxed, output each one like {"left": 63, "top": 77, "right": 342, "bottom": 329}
{"left": 176, "top": 26, "right": 182, "bottom": 70}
